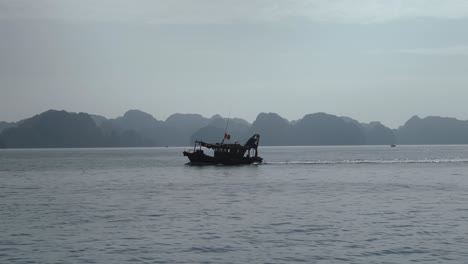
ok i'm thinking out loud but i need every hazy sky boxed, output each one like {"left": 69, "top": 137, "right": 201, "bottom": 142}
{"left": 1, "top": 0, "right": 468, "bottom": 128}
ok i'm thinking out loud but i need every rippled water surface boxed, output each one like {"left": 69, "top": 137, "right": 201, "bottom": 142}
{"left": 1, "top": 146, "right": 468, "bottom": 263}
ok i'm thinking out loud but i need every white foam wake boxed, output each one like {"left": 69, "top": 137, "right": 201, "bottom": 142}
{"left": 263, "top": 159, "right": 468, "bottom": 165}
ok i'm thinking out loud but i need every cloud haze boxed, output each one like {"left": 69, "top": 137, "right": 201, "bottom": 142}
{"left": 396, "top": 45, "right": 468, "bottom": 56}
{"left": 2, "top": 0, "right": 468, "bottom": 24}
{"left": 1, "top": 0, "right": 468, "bottom": 128}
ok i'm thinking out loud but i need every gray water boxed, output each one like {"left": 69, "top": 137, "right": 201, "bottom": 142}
{"left": 1, "top": 146, "right": 468, "bottom": 263}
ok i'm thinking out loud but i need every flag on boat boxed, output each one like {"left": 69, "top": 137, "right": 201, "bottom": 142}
{"left": 224, "top": 133, "right": 231, "bottom": 140}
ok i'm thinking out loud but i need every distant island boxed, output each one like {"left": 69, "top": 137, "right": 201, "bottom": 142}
{"left": 1, "top": 109, "right": 468, "bottom": 148}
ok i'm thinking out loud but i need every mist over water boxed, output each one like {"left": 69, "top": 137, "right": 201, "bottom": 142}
{"left": 1, "top": 146, "right": 468, "bottom": 263}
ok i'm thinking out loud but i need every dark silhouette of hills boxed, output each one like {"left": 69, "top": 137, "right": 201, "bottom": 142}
{"left": 341, "top": 116, "right": 396, "bottom": 145}
{"left": 94, "top": 111, "right": 226, "bottom": 147}
{"left": 191, "top": 116, "right": 251, "bottom": 144}
{"left": 0, "top": 122, "right": 12, "bottom": 148}
{"left": 1, "top": 109, "right": 468, "bottom": 148}
{"left": 314, "top": 114, "right": 362, "bottom": 144}
{"left": 248, "top": 113, "right": 293, "bottom": 145}
{"left": 158, "top": 113, "right": 211, "bottom": 146}
{"left": 0, "top": 110, "right": 159, "bottom": 148}
{"left": 0, "top": 110, "right": 103, "bottom": 148}
{"left": 362, "top": 122, "right": 396, "bottom": 145}
{"left": 113, "top": 110, "right": 162, "bottom": 131}
{"left": 247, "top": 112, "right": 365, "bottom": 146}
{"left": 99, "top": 110, "right": 160, "bottom": 147}
{"left": 0, "top": 121, "right": 16, "bottom": 133}
{"left": 90, "top": 114, "right": 107, "bottom": 126}
{"left": 397, "top": 115, "right": 468, "bottom": 144}
{"left": 296, "top": 113, "right": 365, "bottom": 145}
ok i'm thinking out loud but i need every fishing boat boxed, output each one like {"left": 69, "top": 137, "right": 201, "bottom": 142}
{"left": 183, "top": 134, "right": 263, "bottom": 165}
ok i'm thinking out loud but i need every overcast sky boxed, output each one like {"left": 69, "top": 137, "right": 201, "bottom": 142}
{"left": 1, "top": 0, "right": 468, "bottom": 128}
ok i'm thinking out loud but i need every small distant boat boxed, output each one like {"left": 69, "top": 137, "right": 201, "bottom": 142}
{"left": 391, "top": 144, "right": 396, "bottom": 147}
{"left": 183, "top": 134, "right": 263, "bottom": 165}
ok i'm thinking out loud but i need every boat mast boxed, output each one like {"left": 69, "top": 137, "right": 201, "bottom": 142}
{"left": 221, "top": 114, "right": 230, "bottom": 144}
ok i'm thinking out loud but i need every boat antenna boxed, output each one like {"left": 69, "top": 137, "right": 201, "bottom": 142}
{"left": 221, "top": 112, "right": 231, "bottom": 144}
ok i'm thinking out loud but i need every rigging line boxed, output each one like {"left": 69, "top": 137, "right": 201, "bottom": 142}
{"left": 221, "top": 112, "right": 231, "bottom": 144}
{"left": 224, "top": 112, "right": 231, "bottom": 135}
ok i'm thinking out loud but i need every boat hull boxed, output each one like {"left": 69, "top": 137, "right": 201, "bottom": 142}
{"left": 183, "top": 151, "right": 262, "bottom": 165}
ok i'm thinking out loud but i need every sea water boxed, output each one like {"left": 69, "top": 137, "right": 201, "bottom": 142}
{"left": 1, "top": 146, "right": 468, "bottom": 263}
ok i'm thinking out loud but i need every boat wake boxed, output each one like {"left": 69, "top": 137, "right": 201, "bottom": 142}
{"left": 263, "top": 158, "right": 468, "bottom": 165}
